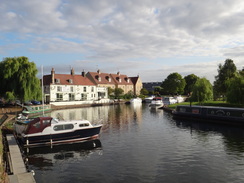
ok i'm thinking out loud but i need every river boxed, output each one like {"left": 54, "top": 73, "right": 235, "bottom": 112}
{"left": 24, "top": 103, "right": 244, "bottom": 183}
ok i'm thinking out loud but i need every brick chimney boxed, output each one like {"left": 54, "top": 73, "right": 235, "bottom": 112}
{"left": 71, "top": 68, "right": 75, "bottom": 75}
{"left": 51, "top": 68, "right": 55, "bottom": 84}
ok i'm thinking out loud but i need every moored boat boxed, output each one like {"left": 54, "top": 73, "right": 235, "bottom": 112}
{"left": 144, "top": 96, "right": 155, "bottom": 103}
{"left": 149, "top": 97, "right": 164, "bottom": 108}
{"left": 22, "top": 104, "right": 52, "bottom": 114}
{"left": 130, "top": 97, "right": 142, "bottom": 104}
{"left": 172, "top": 105, "right": 244, "bottom": 125}
{"left": 14, "top": 116, "right": 103, "bottom": 147}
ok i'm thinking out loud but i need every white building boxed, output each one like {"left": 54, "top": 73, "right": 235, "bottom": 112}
{"left": 43, "top": 68, "right": 108, "bottom": 104}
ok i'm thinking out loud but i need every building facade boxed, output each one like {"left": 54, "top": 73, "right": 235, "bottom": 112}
{"left": 43, "top": 68, "right": 108, "bottom": 103}
{"left": 86, "top": 70, "right": 142, "bottom": 96}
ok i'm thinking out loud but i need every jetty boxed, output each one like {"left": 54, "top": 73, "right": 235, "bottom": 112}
{"left": 6, "top": 134, "right": 36, "bottom": 183}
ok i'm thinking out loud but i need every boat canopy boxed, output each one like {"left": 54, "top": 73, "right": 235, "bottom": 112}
{"left": 25, "top": 117, "right": 54, "bottom": 134}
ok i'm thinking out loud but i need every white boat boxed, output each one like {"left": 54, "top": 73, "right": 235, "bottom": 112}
{"left": 149, "top": 97, "right": 164, "bottom": 108}
{"left": 163, "top": 97, "right": 177, "bottom": 105}
{"left": 130, "top": 98, "right": 142, "bottom": 104}
{"left": 144, "top": 96, "right": 155, "bottom": 103}
{"left": 14, "top": 116, "right": 103, "bottom": 147}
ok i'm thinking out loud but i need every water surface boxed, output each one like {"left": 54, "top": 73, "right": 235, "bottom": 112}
{"left": 25, "top": 104, "right": 244, "bottom": 183}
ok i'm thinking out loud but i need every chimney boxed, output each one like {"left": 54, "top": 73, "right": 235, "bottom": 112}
{"left": 117, "top": 71, "right": 120, "bottom": 76}
{"left": 97, "top": 69, "right": 101, "bottom": 74}
{"left": 82, "top": 70, "right": 86, "bottom": 77}
{"left": 71, "top": 68, "right": 75, "bottom": 75}
{"left": 51, "top": 68, "right": 55, "bottom": 84}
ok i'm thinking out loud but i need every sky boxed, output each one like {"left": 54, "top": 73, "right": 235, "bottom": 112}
{"left": 1, "top": 0, "right": 244, "bottom": 83}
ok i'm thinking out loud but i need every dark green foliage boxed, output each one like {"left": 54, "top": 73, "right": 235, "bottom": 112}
{"left": 184, "top": 74, "right": 199, "bottom": 95}
{"left": 191, "top": 77, "right": 213, "bottom": 104}
{"left": 213, "top": 59, "right": 237, "bottom": 99}
{"left": 161, "top": 72, "right": 186, "bottom": 95}
{"left": 114, "top": 88, "right": 124, "bottom": 99}
{"left": 226, "top": 76, "right": 244, "bottom": 105}
{"left": 0, "top": 57, "right": 41, "bottom": 102}
{"left": 140, "top": 88, "right": 149, "bottom": 96}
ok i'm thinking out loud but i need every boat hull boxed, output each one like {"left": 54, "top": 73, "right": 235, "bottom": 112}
{"left": 172, "top": 105, "right": 244, "bottom": 126}
{"left": 19, "top": 126, "right": 102, "bottom": 147}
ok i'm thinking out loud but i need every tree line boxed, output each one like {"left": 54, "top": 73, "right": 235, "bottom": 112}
{"left": 146, "top": 59, "right": 244, "bottom": 105}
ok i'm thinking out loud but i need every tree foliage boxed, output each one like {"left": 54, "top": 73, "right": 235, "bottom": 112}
{"left": 140, "top": 88, "right": 149, "bottom": 96}
{"left": 114, "top": 88, "right": 124, "bottom": 99}
{"left": 213, "top": 59, "right": 237, "bottom": 99}
{"left": 161, "top": 72, "right": 186, "bottom": 95}
{"left": 226, "top": 76, "right": 244, "bottom": 105}
{"left": 0, "top": 57, "right": 41, "bottom": 102}
{"left": 184, "top": 74, "right": 199, "bottom": 95}
{"left": 191, "top": 78, "right": 213, "bottom": 104}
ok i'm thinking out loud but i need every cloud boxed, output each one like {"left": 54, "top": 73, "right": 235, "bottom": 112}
{"left": 1, "top": 0, "right": 244, "bottom": 83}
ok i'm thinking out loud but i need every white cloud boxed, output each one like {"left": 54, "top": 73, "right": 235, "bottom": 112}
{"left": 1, "top": 0, "right": 244, "bottom": 82}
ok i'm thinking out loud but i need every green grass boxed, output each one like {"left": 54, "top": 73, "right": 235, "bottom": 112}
{"left": 168, "top": 101, "right": 244, "bottom": 109}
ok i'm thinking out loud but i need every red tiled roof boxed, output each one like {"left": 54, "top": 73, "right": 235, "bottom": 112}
{"left": 43, "top": 74, "right": 95, "bottom": 86}
{"left": 110, "top": 73, "right": 133, "bottom": 85}
{"left": 87, "top": 72, "right": 117, "bottom": 85}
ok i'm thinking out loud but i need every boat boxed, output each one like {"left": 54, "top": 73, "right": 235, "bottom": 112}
{"left": 22, "top": 104, "right": 52, "bottom": 115}
{"left": 130, "top": 97, "right": 142, "bottom": 104}
{"left": 144, "top": 96, "right": 155, "bottom": 103}
{"left": 163, "top": 97, "right": 177, "bottom": 105}
{"left": 14, "top": 116, "right": 103, "bottom": 147}
{"left": 149, "top": 97, "right": 164, "bottom": 108}
{"left": 172, "top": 105, "right": 244, "bottom": 125}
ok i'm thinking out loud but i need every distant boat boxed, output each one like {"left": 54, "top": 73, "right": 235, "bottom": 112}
{"left": 163, "top": 97, "right": 177, "bottom": 105}
{"left": 130, "top": 98, "right": 142, "bottom": 104}
{"left": 144, "top": 96, "right": 155, "bottom": 103}
{"left": 22, "top": 104, "right": 52, "bottom": 115}
{"left": 14, "top": 116, "right": 103, "bottom": 147}
{"left": 149, "top": 97, "right": 164, "bottom": 108}
{"left": 172, "top": 105, "right": 244, "bottom": 125}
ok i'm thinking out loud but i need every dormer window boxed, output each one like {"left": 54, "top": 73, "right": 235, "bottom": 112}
{"left": 98, "top": 76, "right": 101, "bottom": 82}
{"left": 55, "top": 79, "right": 60, "bottom": 83}
{"left": 127, "top": 78, "right": 130, "bottom": 83}
{"left": 68, "top": 79, "right": 73, "bottom": 84}
{"left": 106, "top": 76, "right": 111, "bottom": 82}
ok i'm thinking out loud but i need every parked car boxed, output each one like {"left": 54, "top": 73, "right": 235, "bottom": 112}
{"left": 31, "top": 100, "right": 41, "bottom": 105}
{"left": 24, "top": 101, "right": 33, "bottom": 105}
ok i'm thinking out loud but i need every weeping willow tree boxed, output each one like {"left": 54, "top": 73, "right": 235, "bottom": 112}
{"left": 190, "top": 77, "right": 213, "bottom": 105}
{"left": 0, "top": 56, "right": 41, "bottom": 102}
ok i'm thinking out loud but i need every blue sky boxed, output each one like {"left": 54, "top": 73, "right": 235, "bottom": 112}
{"left": 1, "top": 0, "right": 244, "bottom": 83}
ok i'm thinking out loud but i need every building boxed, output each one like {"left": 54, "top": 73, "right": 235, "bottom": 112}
{"left": 143, "top": 82, "right": 162, "bottom": 92}
{"left": 129, "top": 76, "right": 143, "bottom": 96}
{"left": 86, "top": 70, "right": 142, "bottom": 96}
{"left": 43, "top": 68, "right": 108, "bottom": 103}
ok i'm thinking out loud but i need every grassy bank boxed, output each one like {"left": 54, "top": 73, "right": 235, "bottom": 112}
{"left": 167, "top": 101, "right": 244, "bottom": 109}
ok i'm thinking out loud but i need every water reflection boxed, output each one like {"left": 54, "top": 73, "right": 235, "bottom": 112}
{"left": 173, "top": 119, "right": 244, "bottom": 155}
{"left": 25, "top": 139, "right": 102, "bottom": 170}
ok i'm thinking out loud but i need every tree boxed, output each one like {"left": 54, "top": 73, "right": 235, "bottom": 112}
{"left": 114, "top": 88, "right": 124, "bottom": 99}
{"left": 191, "top": 77, "right": 213, "bottom": 104}
{"left": 140, "top": 88, "right": 149, "bottom": 96}
{"left": 226, "top": 76, "right": 244, "bottom": 105}
{"left": 184, "top": 74, "right": 199, "bottom": 95}
{"left": 0, "top": 57, "right": 41, "bottom": 102}
{"left": 213, "top": 59, "right": 237, "bottom": 99}
{"left": 161, "top": 72, "right": 186, "bottom": 95}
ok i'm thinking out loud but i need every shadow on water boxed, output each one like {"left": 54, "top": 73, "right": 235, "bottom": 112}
{"left": 172, "top": 118, "right": 244, "bottom": 154}
{"left": 23, "top": 139, "right": 102, "bottom": 170}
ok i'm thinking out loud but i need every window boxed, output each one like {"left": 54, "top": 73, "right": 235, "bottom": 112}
{"left": 33, "top": 122, "right": 41, "bottom": 128}
{"left": 70, "top": 86, "right": 74, "bottom": 92}
{"left": 79, "top": 123, "right": 90, "bottom": 127}
{"left": 56, "top": 93, "right": 63, "bottom": 101}
{"left": 57, "top": 86, "right": 62, "bottom": 92}
{"left": 83, "top": 87, "right": 87, "bottom": 92}
{"left": 91, "top": 87, "right": 94, "bottom": 92}
{"left": 53, "top": 124, "right": 74, "bottom": 131}
{"left": 69, "top": 93, "right": 75, "bottom": 101}
{"left": 81, "top": 94, "right": 87, "bottom": 101}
